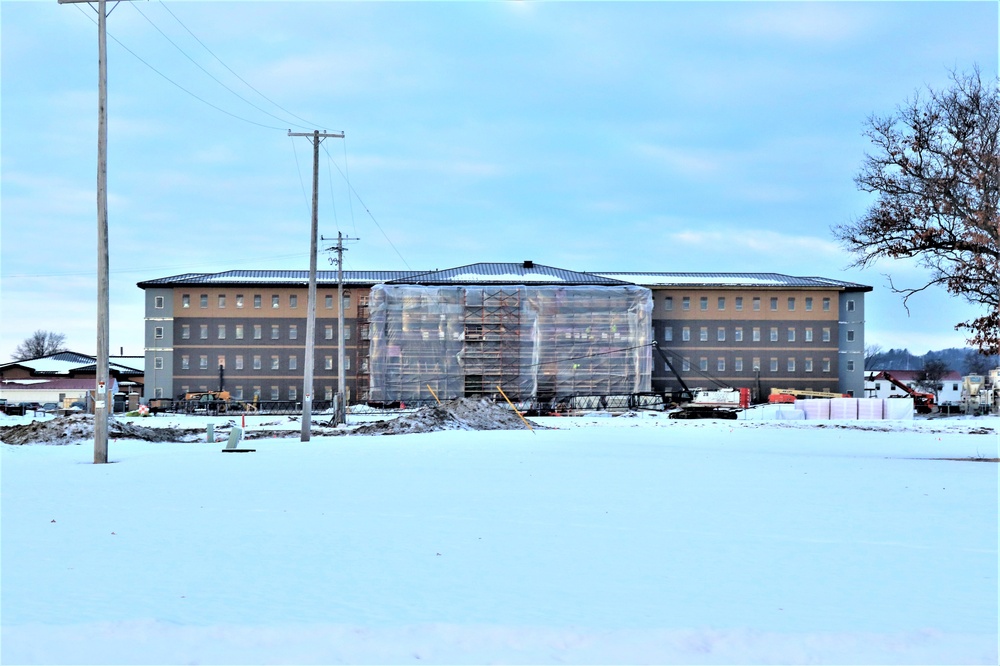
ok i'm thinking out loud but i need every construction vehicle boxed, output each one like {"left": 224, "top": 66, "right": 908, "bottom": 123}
{"left": 181, "top": 390, "right": 253, "bottom": 414}
{"left": 769, "top": 388, "right": 848, "bottom": 403}
{"left": 870, "top": 371, "right": 937, "bottom": 414}
{"left": 959, "top": 373, "right": 999, "bottom": 415}
{"left": 669, "top": 387, "right": 751, "bottom": 419}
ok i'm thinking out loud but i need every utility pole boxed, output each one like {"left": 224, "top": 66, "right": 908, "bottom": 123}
{"left": 288, "top": 130, "right": 344, "bottom": 441}
{"left": 60, "top": 0, "right": 138, "bottom": 464}
{"left": 328, "top": 232, "right": 358, "bottom": 426}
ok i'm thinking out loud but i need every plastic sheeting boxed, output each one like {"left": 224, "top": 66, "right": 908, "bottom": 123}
{"left": 799, "top": 399, "right": 831, "bottom": 420}
{"left": 857, "top": 398, "right": 884, "bottom": 420}
{"left": 368, "top": 284, "right": 653, "bottom": 403}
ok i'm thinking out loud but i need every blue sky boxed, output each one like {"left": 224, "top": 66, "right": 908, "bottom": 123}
{"left": 2, "top": 0, "right": 997, "bottom": 361}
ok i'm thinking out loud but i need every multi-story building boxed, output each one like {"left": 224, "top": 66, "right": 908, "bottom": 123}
{"left": 138, "top": 263, "right": 871, "bottom": 405}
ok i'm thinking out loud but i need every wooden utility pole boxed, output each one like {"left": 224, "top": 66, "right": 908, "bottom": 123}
{"left": 60, "top": 0, "right": 138, "bottom": 463}
{"left": 287, "top": 130, "right": 344, "bottom": 441}
{"left": 331, "top": 232, "right": 358, "bottom": 426}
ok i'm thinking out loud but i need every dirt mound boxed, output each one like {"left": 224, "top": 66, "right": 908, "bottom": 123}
{"left": 0, "top": 414, "right": 200, "bottom": 445}
{"left": 344, "top": 397, "right": 543, "bottom": 436}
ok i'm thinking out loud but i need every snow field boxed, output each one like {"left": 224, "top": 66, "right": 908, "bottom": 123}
{"left": 2, "top": 416, "right": 998, "bottom": 664}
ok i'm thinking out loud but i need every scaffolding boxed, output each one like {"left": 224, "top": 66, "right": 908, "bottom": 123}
{"left": 368, "top": 284, "right": 652, "bottom": 403}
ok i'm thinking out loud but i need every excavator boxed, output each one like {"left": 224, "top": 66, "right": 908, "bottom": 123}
{"left": 870, "top": 371, "right": 937, "bottom": 414}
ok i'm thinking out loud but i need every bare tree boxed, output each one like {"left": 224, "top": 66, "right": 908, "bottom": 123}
{"left": 834, "top": 68, "right": 999, "bottom": 355}
{"left": 964, "top": 350, "right": 997, "bottom": 375}
{"left": 914, "top": 358, "right": 950, "bottom": 399}
{"left": 12, "top": 330, "right": 68, "bottom": 361}
{"left": 864, "top": 344, "right": 885, "bottom": 370}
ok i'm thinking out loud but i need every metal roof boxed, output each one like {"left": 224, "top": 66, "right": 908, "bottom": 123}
{"left": 138, "top": 268, "right": 870, "bottom": 291}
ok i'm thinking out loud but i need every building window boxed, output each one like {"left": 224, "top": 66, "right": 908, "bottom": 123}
{"left": 805, "top": 358, "right": 813, "bottom": 372}
{"left": 805, "top": 297, "right": 813, "bottom": 311}
{"left": 788, "top": 328, "right": 795, "bottom": 342}
{"left": 699, "top": 327, "right": 708, "bottom": 342}
{"left": 682, "top": 357, "right": 690, "bottom": 372}
{"left": 234, "top": 386, "right": 243, "bottom": 400}
{"left": 753, "top": 297, "right": 761, "bottom": 311}
{"left": 325, "top": 356, "right": 333, "bottom": 370}
{"left": 218, "top": 294, "right": 226, "bottom": 309}
{"left": 822, "top": 328, "right": 831, "bottom": 342}
{"left": 770, "top": 297, "right": 778, "bottom": 311}
{"left": 154, "top": 326, "right": 164, "bottom": 339}
{"left": 823, "top": 297, "right": 831, "bottom": 311}
{"left": 154, "top": 387, "right": 163, "bottom": 399}
{"left": 325, "top": 294, "right": 333, "bottom": 309}
{"left": 664, "top": 296, "right": 673, "bottom": 311}
{"left": 254, "top": 294, "right": 262, "bottom": 309}
{"left": 289, "top": 386, "right": 297, "bottom": 400}
{"left": 344, "top": 326, "right": 351, "bottom": 340}
{"left": 271, "top": 386, "right": 280, "bottom": 400}
{"left": 682, "top": 327, "right": 691, "bottom": 342}
{"left": 343, "top": 292, "right": 351, "bottom": 308}
{"left": 752, "top": 327, "right": 761, "bottom": 342}
{"left": 289, "top": 325, "right": 298, "bottom": 340}
{"left": 664, "top": 326, "right": 673, "bottom": 342}
{"left": 200, "top": 294, "right": 208, "bottom": 308}
{"left": 770, "top": 327, "right": 778, "bottom": 342}
{"left": 272, "top": 295, "right": 280, "bottom": 309}
{"left": 735, "top": 296, "right": 743, "bottom": 311}
{"left": 344, "top": 356, "right": 351, "bottom": 370}
{"left": 734, "top": 357, "right": 743, "bottom": 372}
{"left": 217, "top": 355, "right": 225, "bottom": 369}
{"left": 154, "top": 356, "right": 163, "bottom": 370}
{"left": 271, "top": 355, "right": 280, "bottom": 370}
{"left": 289, "top": 294, "right": 298, "bottom": 309}
{"left": 218, "top": 324, "right": 226, "bottom": 339}
{"left": 253, "top": 355, "right": 262, "bottom": 370}
{"left": 717, "top": 296, "right": 725, "bottom": 310}
{"left": 325, "top": 386, "right": 333, "bottom": 400}
{"left": 846, "top": 299, "right": 855, "bottom": 312}
{"left": 770, "top": 358, "right": 778, "bottom": 372}
{"left": 822, "top": 358, "right": 831, "bottom": 372}
{"left": 325, "top": 325, "right": 334, "bottom": 340}
{"left": 252, "top": 386, "right": 261, "bottom": 400}
{"left": 181, "top": 324, "right": 190, "bottom": 339}
{"left": 717, "top": 327, "right": 725, "bottom": 341}
{"left": 752, "top": 357, "right": 761, "bottom": 372}
{"left": 805, "top": 328, "right": 813, "bottom": 342}
{"left": 288, "top": 355, "right": 297, "bottom": 370}
{"left": 236, "top": 325, "right": 244, "bottom": 340}
{"left": 360, "top": 324, "right": 370, "bottom": 341}
{"left": 182, "top": 294, "right": 190, "bottom": 308}
{"left": 699, "top": 357, "right": 708, "bottom": 372}
{"left": 700, "top": 296, "right": 708, "bottom": 311}
{"left": 717, "top": 358, "right": 725, "bottom": 372}
{"left": 271, "top": 324, "right": 280, "bottom": 340}
{"left": 847, "top": 330, "right": 855, "bottom": 342}
{"left": 236, "top": 294, "right": 244, "bottom": 308}
{"left": 154, "top": 295, "right": 164, "bottom": 309}
{"left": 787, "top": 297, "right": 795, "bottom": 311}
{"left": 253, "top": 325, "right": 262, "bottom": 340}
{"left": 200, "top": 325, "right": 208, "bottom": 340}
{"left": 199, "top": 355, "right": 208, "bottom": 370}
{"left": 181, "top": 355, "right": 189, "bottom": 370}
{"left": 846, "top": 360, "right": 855, "bottom": 371}
{"left": 235, "top": 355, "right": 244, "bottom": 370}
{"left": 788, "top": 358, "right": 795, "bottom": 372}
{"left": 734, "top": 327, "right": 743, "bottom": 342}
{"left": 682, "top": 296, "right": 690, "bottom": 311}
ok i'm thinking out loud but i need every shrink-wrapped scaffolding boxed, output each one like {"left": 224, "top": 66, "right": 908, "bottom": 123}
{"left": 368, "top": 284, "right": 652, "bottom": 404}
{"left": 884, "top": 397, "right": 915, "bottom": 420}
{"left": 830, "top": 398, "right": 859, "bottom": 420}
{"left": 857, "top": 398, "right": 884, "bottom": 420}
{"left": 799, "top": 399, "right": 831, "bottom": 420}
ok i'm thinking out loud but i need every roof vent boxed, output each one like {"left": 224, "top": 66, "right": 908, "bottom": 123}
{"left": 523, "top": 260, "right": 534, "bottom": 269}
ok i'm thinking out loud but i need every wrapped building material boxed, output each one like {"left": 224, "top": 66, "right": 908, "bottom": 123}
{"left": 368, "top": 284, "right": 652, "bottom": 403}
{"left": 857, "top": 398, "right": 884, "bottom": 420}
{"left": 884, "top": 397, "right": 915, "bottom": 420}
{"left": 799, "top": 399, "right": 831, "bottom": 420}
{"left": 830, "top": 398, "right": 859, "bottom": 420}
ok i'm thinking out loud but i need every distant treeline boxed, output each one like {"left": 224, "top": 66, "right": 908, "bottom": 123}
{"left": 866, "top": 347, "right": 1000, "bottom": 374}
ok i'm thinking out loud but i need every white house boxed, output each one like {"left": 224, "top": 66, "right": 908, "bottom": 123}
{"left": 865, "top": 369, "right": 963, "bottom": 405}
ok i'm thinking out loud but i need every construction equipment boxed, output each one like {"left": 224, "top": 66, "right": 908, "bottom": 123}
{"left": 669, "top": 387, "right": 751, "bottom": 419}
{"left": 181, "top": 390, "right": 245, "bottom": 414}
{"left": 960, "top": 374, "right": 996, "bottom": 415}
{"left": 871, "top": 371, "right": 937, "bottom": 414}
{"left": 769, "top": 388, "right": 847, "bottom": 402}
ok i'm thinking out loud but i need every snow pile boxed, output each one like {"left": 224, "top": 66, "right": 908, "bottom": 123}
{"left": 0, "top": 414, "right": 201, "bottom": 445}
{"left": 343, "top": 397, "right": 542, "bottom": 436}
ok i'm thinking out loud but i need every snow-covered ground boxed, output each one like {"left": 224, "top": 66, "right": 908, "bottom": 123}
{"left": 2, "top": 410, "right": 997, "bottom": 665}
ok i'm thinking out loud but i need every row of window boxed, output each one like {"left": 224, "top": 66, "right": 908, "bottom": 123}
{"left": 661, "top": 295, "right": 852, "bottom": 314}
{"left": 154, "top": 323, "right": 368, "bottom": 342}
{"left": 663, "top": 325, "right": 849, "bottom": 343}
{"left": 174, "top": 384, "right": 346, "bottom": 402}
{"left": 665, "top": 356, "right": 842, "bottom": 373}
{"left": 153, "top": 293, "right": 363, "bottom": 310}
{"left": 169, "top": 353, "right": 363, "bottom": 373}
